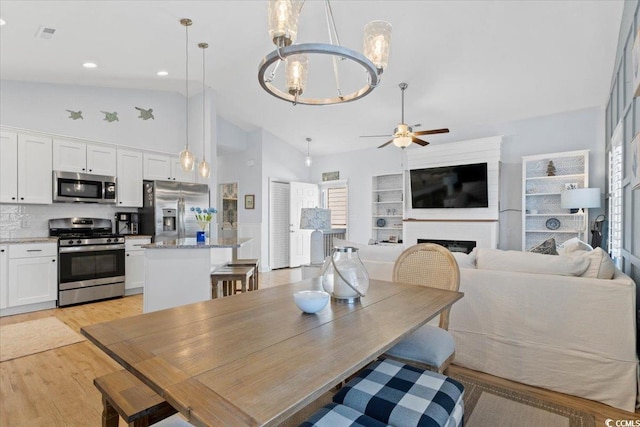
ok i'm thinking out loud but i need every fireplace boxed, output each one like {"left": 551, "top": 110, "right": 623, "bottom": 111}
{"left": 417, "top": 239, "right": 476, "bottom": 254}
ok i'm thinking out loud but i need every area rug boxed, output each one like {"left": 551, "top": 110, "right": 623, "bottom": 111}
{"left": 0, "top": 317, "right": 86, "bottom": 362}
{"left": 452, "top": 373, "right": 595, "bottom": 427}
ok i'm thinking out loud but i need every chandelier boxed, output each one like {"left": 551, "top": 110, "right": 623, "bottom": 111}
{"left": 258, "top": 0, "right": 391, "bottom": 106}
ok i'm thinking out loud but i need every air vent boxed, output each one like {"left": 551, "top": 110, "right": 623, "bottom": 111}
{"left": 35, "top": 25, "right": 56, "bottom": 39}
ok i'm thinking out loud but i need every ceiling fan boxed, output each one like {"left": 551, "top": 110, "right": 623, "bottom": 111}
{"left": 361, "top": 82, "right": 449, "bottom": 149}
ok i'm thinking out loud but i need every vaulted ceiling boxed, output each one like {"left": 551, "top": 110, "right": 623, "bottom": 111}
{"left": 0, "top": 1, "right": 623, "bottom": 155}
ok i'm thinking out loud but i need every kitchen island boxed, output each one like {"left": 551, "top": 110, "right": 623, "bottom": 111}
{"left": 142, "top": 237, "right": 251, "bottom": 312}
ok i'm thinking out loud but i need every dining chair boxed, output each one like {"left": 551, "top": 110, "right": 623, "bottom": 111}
{"left": 383, "top": 243, "right": 460, "bottom": 374}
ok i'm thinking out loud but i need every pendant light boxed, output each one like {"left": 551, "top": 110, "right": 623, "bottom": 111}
{"left": 179, "top": 18, "right": 195, "bottom": 172}
{"left": 198, "top": 42, "right": 210, "bottom": 178}
{"left": 304, "top": 137, "right": 312, "bottom": 167}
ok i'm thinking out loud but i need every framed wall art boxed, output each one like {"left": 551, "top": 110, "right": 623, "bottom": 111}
{"left": 244, "top": 194, "right": 255, "bottom": 209}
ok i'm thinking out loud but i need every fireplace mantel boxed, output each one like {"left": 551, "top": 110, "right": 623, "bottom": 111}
{"left": 404, "top": 220, "right": 498, "bottom": 250}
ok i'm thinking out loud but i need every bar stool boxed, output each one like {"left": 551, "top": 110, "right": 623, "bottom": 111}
{"left": 210, "top": 266, "right": 255, "bottom": 298}
{"left": 226, "top": 258, "right": 260, "bottom": 291}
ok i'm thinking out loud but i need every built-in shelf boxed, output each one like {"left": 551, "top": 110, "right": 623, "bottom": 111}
{"left": 372, "top": 173, "right": 404, "bottom": 244}
{"left": 522, "top": 150, "right": 589, "bottom": 250}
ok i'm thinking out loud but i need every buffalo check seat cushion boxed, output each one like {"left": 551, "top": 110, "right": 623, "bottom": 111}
{"left": 332, "top": 359, "right": 464, "bottom": 427}
{"left": 300, "top": 403, "right": 391, "bottom": 427}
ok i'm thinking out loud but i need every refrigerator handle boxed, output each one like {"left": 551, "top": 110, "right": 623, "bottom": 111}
{"left": 177, "top": 197, "right": 185, "bottom": 239}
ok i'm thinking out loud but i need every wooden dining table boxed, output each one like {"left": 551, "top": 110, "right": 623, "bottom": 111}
{"left": 81, "top": 278, "right": 463, "bottom": 427}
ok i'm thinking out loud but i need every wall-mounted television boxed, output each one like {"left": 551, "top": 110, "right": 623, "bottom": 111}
{"left": 410, "top": 162, "right": 489, "bottom": 208}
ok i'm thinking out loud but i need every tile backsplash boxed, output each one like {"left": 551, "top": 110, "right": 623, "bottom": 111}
{"left": 0, "top": 204, "right": 137, "bottom": 239}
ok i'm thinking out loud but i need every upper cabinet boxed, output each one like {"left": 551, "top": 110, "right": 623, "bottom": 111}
{"left": 117, "top": 148, "right": 143, "bottom": 207}
{"left": 53, "top": 139, "right": 116, "bottom": 176}
{"left": 0, "top": 131, "right": 52, "bottom": 204}
{"left": 143, "top": 153, "right": 195, "bottom": 183}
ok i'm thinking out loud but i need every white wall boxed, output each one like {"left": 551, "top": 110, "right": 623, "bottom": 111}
{"left": 311, "top": 107, "right": 604, "bottom": 250}
{"left": 0, "top": 80, "right": 184, "bottom": 152}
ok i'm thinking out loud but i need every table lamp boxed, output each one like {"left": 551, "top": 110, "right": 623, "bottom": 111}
{"left": 560, "top": 188, "right": 601, "bottom": 240}
{"left": 300, "top": 208, "right": 331, "bottom": 265}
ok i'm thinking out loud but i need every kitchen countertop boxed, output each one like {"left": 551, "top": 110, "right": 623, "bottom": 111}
{"left": 142, "top": 237, "right": 251, "bottom": 249}
{"left": 123, "top": 235, "right": 152, "bottom": 239}
{"left": 0, "top": 237, "right": 58, "bottom": 244}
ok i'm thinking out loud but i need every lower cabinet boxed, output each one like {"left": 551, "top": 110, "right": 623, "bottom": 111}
{"left": 125, "top": 237, "right": 151, "bottom": 294}
{"left": 0, "top": 245, "right": 8, "bottom": 309}
{"left": 6, "top": 243, "right": 57, "bottom": 310}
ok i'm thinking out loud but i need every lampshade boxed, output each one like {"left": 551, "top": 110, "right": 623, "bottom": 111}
{"left": 363, "top": 20, "right": 392, "bottom": 72}
{"left": 300, "top": 208, "right": 331, "bottom": 230}
{"left": 286, "top": 54, "right": 308, "bottom": 96}
{"left": 268, "top": 0, "right": 300, "bottom": 47}
{"left": 561, "top": 188, "right": 601, "bottom": 209}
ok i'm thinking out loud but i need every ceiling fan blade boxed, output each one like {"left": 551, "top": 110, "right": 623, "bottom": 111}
{"left": 360, "top": 134, "right": 392, "bottom": 138}
{"left": 411, "top": 136, "right": 429, "bottom": 146}
{"left": 413, "top": 128, "right": 450, "bottom": 136}
{"left": 377, "top": 139, "right": 394, "bottom": 148}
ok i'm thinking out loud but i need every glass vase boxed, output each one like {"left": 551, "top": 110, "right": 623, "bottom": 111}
{"left": 321, "top": 246, "right": 369, "bottom": 303}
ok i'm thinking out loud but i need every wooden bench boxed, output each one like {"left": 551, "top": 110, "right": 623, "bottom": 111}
{"left": 93, "top": 370, "right": 177, "bottom": 427}
{"left": 226, "top": 258, "right": 260, "bottom": 290}
{"left": 211, "top": 266, "right": 255, "bottom": 297}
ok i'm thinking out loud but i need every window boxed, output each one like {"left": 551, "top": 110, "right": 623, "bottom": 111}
{"left": 608, "top": 124, "right": 623, "bottom": 266}
{"left": 320, "top": 180, "right": 348, "bottom": 230}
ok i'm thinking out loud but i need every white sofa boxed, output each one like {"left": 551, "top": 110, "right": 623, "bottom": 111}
{"left": 344, "top": 241, "right": 638, "bottom": 412}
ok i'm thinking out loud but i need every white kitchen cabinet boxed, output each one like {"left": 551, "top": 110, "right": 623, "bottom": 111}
{"left": 143, "top": 152, "right": 195, "bottom": 183}
{"left": 0, "top": 245, "right": 8, "bottom": 309}
{"left": 125, "top": 237, "right": 151, "bottom": 294}
{"left": 0, "top": 131, "right": 18, "bottom": 203}
{"left": 117, "top": 148, "right": 143, "bottom": 207}
{"left": 0, "top": 131, "right": 53, "bottom": 204}
{"left": 53, "top": 139, "right": 117, "bottom": 176}
{"left": 7, "top": 243, "right": 57, "bottom": 307}
{"left": 171, "top": 156, "right": 196, "bottom": 183}
{"left": 143, "top": 153, "right": 172, "bottom": 181}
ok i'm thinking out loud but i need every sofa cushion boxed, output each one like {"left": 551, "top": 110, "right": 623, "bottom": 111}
{"left": 334, "top": 239, "right": 404, "bottom": 263}
{"left": 476, "top": 248, "right": 590, "bottom": 276}
{"left": 529, "top": 238, "right": 558, "bottom": 255}
{"left": 566, "top": 247, "right": 615, "bottom": 279}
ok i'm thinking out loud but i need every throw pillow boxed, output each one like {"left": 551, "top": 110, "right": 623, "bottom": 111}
{"left": 562, "top": 237, "right": 593, "bottom": 253}
{"left": 452, "top": 247, "right": 477, "bottom": 269}
{"left": 529, "top": 238, "right": 558, "bottom": 255}
{"left": 476, "top": 248, "right": 590, "bottom": 276}
{"left": 566, "top": 247, "right": 616, "bottom": 279}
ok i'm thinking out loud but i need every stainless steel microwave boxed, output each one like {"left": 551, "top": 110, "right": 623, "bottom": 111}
{"left": 53, "top": 171, "right": 117, "bottom": 204}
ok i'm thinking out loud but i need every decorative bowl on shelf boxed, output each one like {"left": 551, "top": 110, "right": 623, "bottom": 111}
{"left": 376, "top": 218, "right": 386, "bottom": 227}
{"left": 293, "top": 290, "right": 330, "bottom": 314}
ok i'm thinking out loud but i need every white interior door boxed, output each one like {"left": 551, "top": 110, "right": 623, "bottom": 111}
{"left": 269, "top": 181, "right": 290, "bottom": 269}
{"left": 289, "top": 181, "right": 319, "bottom": 267}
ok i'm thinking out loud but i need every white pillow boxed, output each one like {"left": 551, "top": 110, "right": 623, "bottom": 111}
{"left": 476, "top": 248, "right": 590, "bottom": 276}
{"left": 566, "top": 247, "right": 615, "bottom": 279}
{"left": 452, "top": 248, "right": 477, "bottom": 269}
{"left": 561, "top": 237, "right": 593, "bottom": 253}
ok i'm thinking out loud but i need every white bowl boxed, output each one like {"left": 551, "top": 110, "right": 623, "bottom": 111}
{"left": 293, "top": 290, "right": 330, "bottom": 314}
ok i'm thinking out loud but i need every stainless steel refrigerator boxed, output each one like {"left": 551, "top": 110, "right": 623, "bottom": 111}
{"left": 139, "top": 181, "right": 209, "bottom": 242}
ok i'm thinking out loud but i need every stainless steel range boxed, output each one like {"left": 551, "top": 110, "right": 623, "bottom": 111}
{"left": 49, "top": 218, "right": 125, "bottom": 307}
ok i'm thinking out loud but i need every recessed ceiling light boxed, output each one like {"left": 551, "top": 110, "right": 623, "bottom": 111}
{"left": 82, "top": 62, "right": 97, "bottom": 69}
{"left": 0, "top": 18, "right": 6, "bottom": 26}
{"left": 157, "top": 70, "right": 169, "bottom": 76}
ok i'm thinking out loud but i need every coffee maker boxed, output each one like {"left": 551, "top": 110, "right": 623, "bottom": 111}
{"left": 115, "top": 212, "right": 139, "bottom": 235}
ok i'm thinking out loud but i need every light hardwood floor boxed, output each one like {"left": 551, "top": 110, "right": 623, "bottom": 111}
{"left": 0, "top": 268, "right": 637, "bottom": 426}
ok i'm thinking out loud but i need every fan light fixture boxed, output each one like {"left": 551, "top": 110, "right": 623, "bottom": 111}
{"left": 198, "top": 42, "right": 210, "bottom": 178}
{"left": 258, "top": 0, "right": 391, "bottom": 106}
{"left": 305, "top": 137, "right": 312, "bottom": 167}
{"left": 179, "top": 18, "right": 195, "bottom": 172}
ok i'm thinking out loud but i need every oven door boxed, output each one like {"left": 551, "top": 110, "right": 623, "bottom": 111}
{"left": 58, "top": 245, "right": 125, "bottom": 290}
